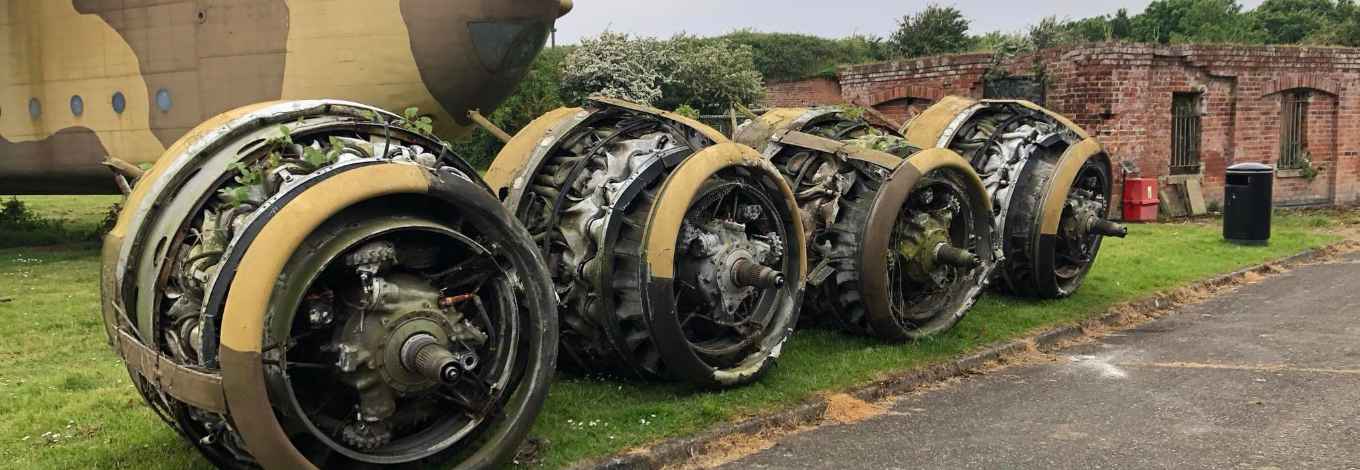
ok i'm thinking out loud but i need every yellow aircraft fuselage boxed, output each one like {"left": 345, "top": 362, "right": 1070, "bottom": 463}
{"left": 1, "top": 0, "right": 568, "bottom": 194}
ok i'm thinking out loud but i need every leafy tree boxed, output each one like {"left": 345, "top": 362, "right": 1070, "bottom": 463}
{"left": 970, "top": 0, "right": 1360, "bottom": 51}
{"left": 1110, "top": 9, "right": 1135, "bottom": 39}
{"left": 1312, "top": 0, "right": 1360, "bottom": 45}
{"left": 1132, "top": 0, "right": 1265, "bottom": 44}
{"left": 889, "top": 4, "right": 973, "bottom": 58}
{"left": 1251, "top": 0, "right": 1348, "bottom": 43}
{"left": 1028, "top": 16, "right": 1082, "bottom": 49}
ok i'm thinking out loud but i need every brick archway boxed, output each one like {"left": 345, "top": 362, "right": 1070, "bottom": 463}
{"left": 1262, "top": 75, "right": 1340, "bottom": 98}
{"left": 872, "top": 97, "right": 934, "bottom": 125}
{"left": 864, "top": 85, "right": 946, "bottom": 107}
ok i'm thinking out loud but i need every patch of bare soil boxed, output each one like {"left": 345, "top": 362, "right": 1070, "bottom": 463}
{"left": 973, "top": 340, "right": 1064, "bottom": 372}
{"left": 822, "top": 393, "right": 886, "bottom": 424}
{"left": 665, "top": 427, "right": 799, "bottom": 470}
{"left": 665, "top": 394, "right": 893, "bottom": 469}
{"left": 1298, "top": 239, "right": 1360, "bottom": 266}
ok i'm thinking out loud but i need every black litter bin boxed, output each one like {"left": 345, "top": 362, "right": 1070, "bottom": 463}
{"left": 1223, "top": 162, "right": 1274, "bottom": 245}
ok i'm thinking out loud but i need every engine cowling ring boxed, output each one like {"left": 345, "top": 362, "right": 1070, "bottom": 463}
{"left": 858, "top": 149, "right": 995, "bottom": 340}
{"left": 641, "top": 142, "right": 807, "bottom": 386}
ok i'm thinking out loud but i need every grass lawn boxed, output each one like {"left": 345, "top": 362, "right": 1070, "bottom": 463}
{"left": 0, "top": 196, "right": 1348, "bottom": 469}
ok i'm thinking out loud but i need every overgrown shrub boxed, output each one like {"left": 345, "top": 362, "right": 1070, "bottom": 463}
{"left": 560, "top": 32, "right": 765, "bottom": 115}
{"left": 657, "top": 35, "right": 764, "bottom": 114}
{"left": 1, "top": 198, "right": 73, "bottom": 248}
{"left": 560, "top": 32, "right": 676, "bottom": 107}
{"left": 888, "top": 4, "right": 973, "bottom": 58}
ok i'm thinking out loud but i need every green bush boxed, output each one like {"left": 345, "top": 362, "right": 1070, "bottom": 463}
{"left": 657, "top": 35, "right": 765, "bottom": 114}
{"left": 559, "top": 32, "right": 765, "bottom": 115}
{"left": 0, "top": 197, "right": 74, "bottom": 248}
{"left": 559, "top": 32, "right": 674, "bottom": 107}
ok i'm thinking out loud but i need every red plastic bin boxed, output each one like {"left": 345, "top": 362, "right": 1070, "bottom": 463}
{"left": 1122, "top": 178, "right": 1158, "bottom": 222}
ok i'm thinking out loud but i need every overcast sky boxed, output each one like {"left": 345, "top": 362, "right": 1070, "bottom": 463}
{"left": 554, "top": 0, "right": 1267, "bottom": 44}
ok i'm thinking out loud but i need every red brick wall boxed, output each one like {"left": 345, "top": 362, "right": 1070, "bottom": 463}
{"left": 826, "top": 43, "right": 1360, "bottom": 208}
{"left": 762, "top": 78, "right": 845, "bottom": 108}
{"left": 838, "top": 52, "right": 993, "bottom": 113}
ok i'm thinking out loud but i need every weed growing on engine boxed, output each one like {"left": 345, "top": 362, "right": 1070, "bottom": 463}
{"left": 402, "top": 107, "right": 435, "bottom": 135}
{"left": 217, "top": 125, "right": 343, "bottom": 208}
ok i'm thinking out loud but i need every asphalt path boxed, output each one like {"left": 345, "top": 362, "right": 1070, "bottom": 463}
{"left": 722, "top": 253, "right": 1360, "bottom": 470}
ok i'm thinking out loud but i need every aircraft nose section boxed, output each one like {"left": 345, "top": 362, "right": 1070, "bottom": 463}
{"left": 467, "top": 19, "right": 552, "bottom": 75}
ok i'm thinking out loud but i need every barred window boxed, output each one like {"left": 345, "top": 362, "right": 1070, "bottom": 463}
{"left": 1171, "top": 93, "right": 1202, "bottom": 175}
{"left": 1279, "top": 90, "right": 1310, "bottom": 169}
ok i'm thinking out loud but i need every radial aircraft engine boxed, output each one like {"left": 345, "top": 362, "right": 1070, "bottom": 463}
{"left": 91, "top": 0, "right": 574, "bottom": 468}
{"left": 101, "top": 100, "right": 558, "bottom": 469}
{"left": 902, "top": 98, "right": 1128, "bottom": 298}
{"left": 485, "top": 98, "right": 808, "bottom": 388}
{"left": 735, "top": 108, "right": 996, "bottom": 341}
{"left": 99, "top": 99, "right": 557, "bottom": 467}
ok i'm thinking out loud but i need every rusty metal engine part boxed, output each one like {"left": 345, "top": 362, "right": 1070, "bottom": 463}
{"left": 904, "top": 97, "right": 1127, "bottom": 298}
{"left": 99, "top": 100, "right": 558, "bottom": 469}
{"left": 487, "top": 98, "right": 807, "bottom": 387}
{"left": 735, "top": 108, "right": 996, "bottom": 341}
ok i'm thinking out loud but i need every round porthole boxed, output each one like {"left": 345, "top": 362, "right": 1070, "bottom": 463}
{"left": 70, "top": 95, "right": 85, "bottom": 117}
{"left": 155, "top": 88, "right": 172, "bottom": 112}
{"left": 28, "top": 98, "right": 41, "bottom": 119}
{"left": 112, "top": 92, "right": 126, "bottom": 114}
